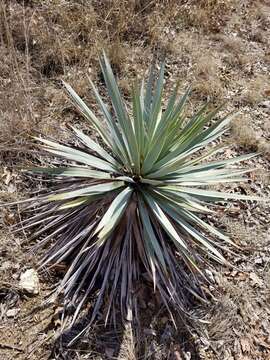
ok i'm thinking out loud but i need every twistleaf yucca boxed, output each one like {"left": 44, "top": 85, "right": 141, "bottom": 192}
{"left": 10, "top": 53, "right": 262, "bottom": 338}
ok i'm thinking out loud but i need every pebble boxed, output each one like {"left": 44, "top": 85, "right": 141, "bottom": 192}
{"left": 19, "top": 269, "right": 40, "bottom": 295}
{"left": 6, "top": 308, "right": 20, "bottom": 317}
{"left": 259, "top": 100, "right": 270, "bottom": 109}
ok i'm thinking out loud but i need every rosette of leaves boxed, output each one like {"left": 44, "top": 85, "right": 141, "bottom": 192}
{"left": 13, "top": 54, "right": 260, "bottom": 336}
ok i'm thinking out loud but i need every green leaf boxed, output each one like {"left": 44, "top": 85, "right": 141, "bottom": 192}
{"left": 166, "top": 186, "right": 263, "bottom": 202}
{"left": 138, "top": 196, "right": 167, "bottom": 272}
{"left": 29, "top": 167, "right": 111, "bottom": 179}
{"left": 88, "top": 77, "right": 130, "bottom": 164}
{"left": 147, "top": 62, "right": 165, "bottom": 141}
{"left": 48, "top": 181, "right": 125, "bottom": 201}
{"left": 176, "top": 153, "right": 258, "bottom": 175}
{"left": 62, "top": 81, "right": 112, "bottom": 148}
{"left": 95, "top": 186, "right": 133, "bottom": 241}
{"left": 144, "top": 61, "right": 156, "bottom": 124}
{"left": 36, "top": 137, "right": 117, "bottom": 173}
{"left": 132, "top": 83, "right": 144, "bottom": 165}
{"left": 71, "top": 126, "right": 119, "bottom": 166}
{"left": 99, "top": 53, "right": 140, "bottom": 171}
{"left": 142, "top": 192, "right": 188, "bottom": 251}
{"left": 58, "top": 197, "right": 90, "bottom": 209}
{"left": 159, "top": 203, "right": 226, "bottom": 264}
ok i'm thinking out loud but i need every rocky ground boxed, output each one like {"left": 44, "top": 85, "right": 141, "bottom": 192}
{"left": 0, "top": 1, "right": 270, "bottom": 359}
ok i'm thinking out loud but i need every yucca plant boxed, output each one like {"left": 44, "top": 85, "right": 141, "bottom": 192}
{"left": 10, "top": 54, "right": 260, "bottom": 339}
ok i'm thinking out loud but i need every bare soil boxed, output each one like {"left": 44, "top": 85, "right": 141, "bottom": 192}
{"left": 0, "top": 1, "right": 270, "bottom": 359}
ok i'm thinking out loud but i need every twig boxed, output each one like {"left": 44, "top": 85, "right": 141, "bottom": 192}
{"left": 0, "top": 342, "right": 24, "bottom": 352}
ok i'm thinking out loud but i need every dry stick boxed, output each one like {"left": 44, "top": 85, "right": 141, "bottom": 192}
{"left": 27, "top": 332, "right": 54, "bottom": 358}
{"left": 0, "top": 342, "right": 24, "bottom": 352}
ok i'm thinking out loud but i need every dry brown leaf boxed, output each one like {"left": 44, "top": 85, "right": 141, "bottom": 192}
{"left": 237, "top": 272, "right": 249, "bottom": 281}
{"left": 249, "top": 272, "right": 264, "bottom": 287}
{"left": 240, "top": 337, "right": 251, "bottom": 353}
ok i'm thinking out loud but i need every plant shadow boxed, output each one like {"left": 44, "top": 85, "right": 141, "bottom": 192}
{"left": 50, "top": 317, "right": 124, "bottom": 359}
{"left": 50, "top": 309, "right": 202, "bottom": 359}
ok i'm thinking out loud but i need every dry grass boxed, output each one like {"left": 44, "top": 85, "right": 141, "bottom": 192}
{"left": 240, "top": 75, "right": 270, "bottom": 106}
{"left": 231, "top": 115, "right": 259, "bottom": 151}
{"left": 1, "top": 0, "right": 270, "bottom": 359}
{"left": 215, "top": 35, "right": 252, "bottom": 69}
{"left": 1, "top": 0, "right": 269, "bottom": 146}
{"left": 231, "top": 114, "right": 270, "bottom": 159}
{"left": 193, "top": 53, "right": 225, "bottom": 100}
{"left": 118, "top": 325, "right": 136, "bottom": 360}
{"left": 222, "top": 216, "right": 258, "bottom": 247}
{"left": 180, "top": 0, "right": 235, "bottom": 33}
{"left": 207, "top": 278, "right": 266, "bottom": 359}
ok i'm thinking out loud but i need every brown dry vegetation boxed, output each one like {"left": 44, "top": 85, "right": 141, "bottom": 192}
{"left": 0, "top": 0, "right": 270, "bottom": 359}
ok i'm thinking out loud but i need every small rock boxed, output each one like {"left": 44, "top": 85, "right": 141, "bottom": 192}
{"left": 259, "top": 100, "right": 270, "bottom": 109}
{"left": 19, "top": 269, "right": 40, "bottom": 295}
{"left": 0, "top": 261, "right": 12, "bottom": 271}
{"left": 6, "top": 308, "right": 20, "bottom": 317}
{"left": 249, "top": 272, "right": 263, "bottom": 287}
{"left": 254, "top": 257, "right": 263, "bottom": 265}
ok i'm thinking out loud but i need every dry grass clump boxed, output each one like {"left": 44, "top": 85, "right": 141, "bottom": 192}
{"left": 207, "top": 278, "right": 266, "bottom": 359}
{"left": 2, "top": 1, "right": 133, "bottom": 77}
{"left": 0, "top": 44, "right": 38, "bottom": 147}
{"left": 4, "top": 0, "right": 229, "bottom": 82}
{"left": 2, "top": 1, "right": 99, "bottom": 76}
{"left": 249, "top": 1, "right": 270, "bottom": 31}
{"left": 144, "top": 1, "right": 179, "bottom": 49}
{"left": 258, "top": 140, "right": 270, "bottom": 161}
{"left": 180, "top": 0, "right": 235, "bottom": 33}
{"left": 225, "top": 53, "right": 251, "bottom": 70}
{"left": 0, "top": 40, "right": 64, "bottom": 152}
{"left": 215, "top": 35, "right": 251, "bottom": 69}
{"left": 231, "top": 114, "right": 270, "bottom": 159}
{"left": 222, "top": 217, "right": 257, "bottom": 247}
{"left": 192, "top": 53, "right": 225, "bottom": 100}
{"left": 0, "top": 0, "right": 181, "bottom": 150}
{"left": 240, "top": 75, "right": 270, "bottom": 106}
{"left": 238, "top": 1, "right": 270, "bottom": 44}
{"left": 220, "top": 35, "right": 245, "bottom": 54}
{"left": 1, "top": 0, "right": 251, "bottom": 152}
{"left": 231, "top": 115, "right": 259, "bottom": 151}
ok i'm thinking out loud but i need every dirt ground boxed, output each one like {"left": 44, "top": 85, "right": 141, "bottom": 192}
{"left": 0, "top": 0, "right": 270, "bottom": 359}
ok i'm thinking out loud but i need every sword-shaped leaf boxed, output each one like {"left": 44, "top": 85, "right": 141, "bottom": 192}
{"left": 28, "top": 166, "right": 111, "bottom": 179}
{"left": 48, "top": 181, "right": 124, "bottom": 201}
{"left": 95, "top": 187, "right": 133, "bottom": 241}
